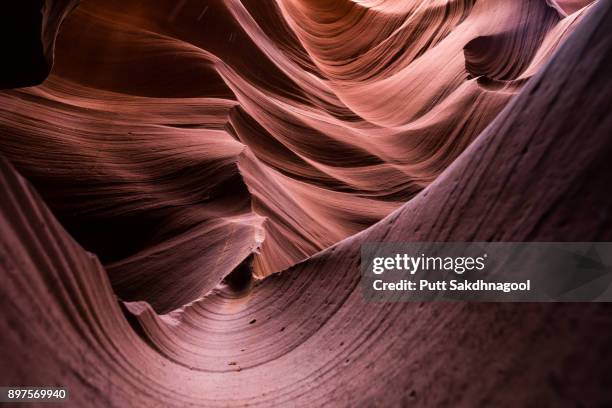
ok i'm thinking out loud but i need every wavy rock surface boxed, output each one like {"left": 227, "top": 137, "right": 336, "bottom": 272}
{"left": 1, "top": 0, "right": 611, "bottom": 406}
{"left": 0, "top": 0, "right": 592, "bottom": 310}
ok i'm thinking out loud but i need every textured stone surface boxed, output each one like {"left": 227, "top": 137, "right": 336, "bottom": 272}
{"left": 0, "top": 0, "right": 610, "bottom": 406}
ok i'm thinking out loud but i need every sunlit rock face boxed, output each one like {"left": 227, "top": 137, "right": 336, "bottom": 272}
{"left": 1, "top": 0, "right": 611, "bottom": 406}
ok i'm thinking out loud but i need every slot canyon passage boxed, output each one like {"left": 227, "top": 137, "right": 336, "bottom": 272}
{"left": 1, "top": 0, "right": 612, "bottom": 406}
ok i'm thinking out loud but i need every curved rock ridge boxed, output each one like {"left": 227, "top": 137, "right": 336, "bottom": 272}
{"left": 1, "top": 0, "right": 612, "bottom": 406}
{"left": 0, "top": 0, "right": 594, "bottom": 312}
